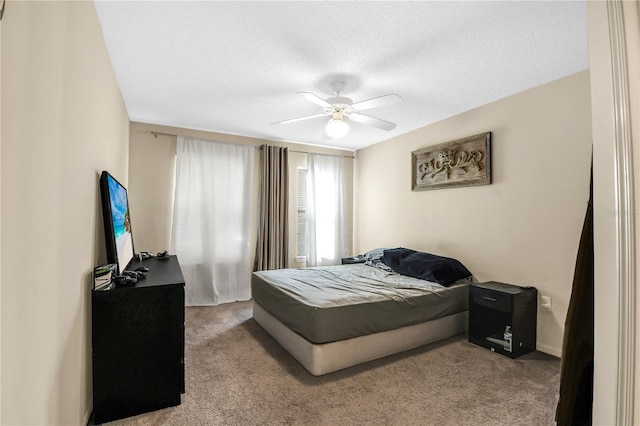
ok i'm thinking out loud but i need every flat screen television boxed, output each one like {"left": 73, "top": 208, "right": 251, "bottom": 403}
{"left": 100, "top": 171, "right": 135, "bottom": 275}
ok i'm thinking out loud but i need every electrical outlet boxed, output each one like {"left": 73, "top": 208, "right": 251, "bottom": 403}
{"left": 541, "top": 295, "right": 552, "bottom": 311}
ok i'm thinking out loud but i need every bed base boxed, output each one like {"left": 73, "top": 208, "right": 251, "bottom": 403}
{"left": 252, "top": 301, "right": 468, "bottom": 376}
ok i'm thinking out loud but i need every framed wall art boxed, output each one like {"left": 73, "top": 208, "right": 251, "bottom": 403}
{"left": 411, "top": 132, "right": 492, "bottom": 191}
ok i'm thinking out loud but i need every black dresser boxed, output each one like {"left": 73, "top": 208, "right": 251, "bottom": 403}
{"left": 92, "top": 255, "right": 185, "bottom": 424}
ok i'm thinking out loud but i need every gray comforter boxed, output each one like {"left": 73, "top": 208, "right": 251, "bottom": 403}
{"left": 252, "top": 264, "right": 469, "bottom": 344}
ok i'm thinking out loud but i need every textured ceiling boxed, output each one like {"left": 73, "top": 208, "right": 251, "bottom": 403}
{"left": 94, "top": 1, "right": 588, "bottom": 151}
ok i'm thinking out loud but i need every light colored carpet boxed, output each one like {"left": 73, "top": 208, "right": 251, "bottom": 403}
{"left": 106, "top": 301, "right": 560, "bottom": 425}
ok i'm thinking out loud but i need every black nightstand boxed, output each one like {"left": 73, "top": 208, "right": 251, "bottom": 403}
{"left": 341, "top": 255, "right": 366, "bottom": 264}
{"left": 468, "top": 281, "right": 537, "bottom": 358}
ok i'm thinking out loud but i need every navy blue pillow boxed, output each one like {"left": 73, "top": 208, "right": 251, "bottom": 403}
{"left": 382, "top": 247, "right": 471, "bottom": 286}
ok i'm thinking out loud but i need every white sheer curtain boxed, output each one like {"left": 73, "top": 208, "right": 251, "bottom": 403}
{"left": 306, "top": 153, "right": 349, "bottom": 266}
{"left": 171, "top": 136, "right": 254, "bottom": 306}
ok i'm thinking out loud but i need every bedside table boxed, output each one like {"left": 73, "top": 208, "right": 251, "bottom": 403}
{"left": 341, "top": 255, "right": 366, "bottom": 265}
{"left": 468, "top": 281, "right": 537, "bottom": 358}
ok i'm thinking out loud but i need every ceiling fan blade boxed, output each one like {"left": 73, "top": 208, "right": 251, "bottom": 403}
{"left": 272, "top": 112, "right": 328, "bottom": 125}
{"left": 351, "top": 94, "right": 402, "bottom": 111}
{"left": 349, "top": 113, "right": 397, "bottom": 131}
{"left": 298, "top": 91, "right": 334, "bottom": 108}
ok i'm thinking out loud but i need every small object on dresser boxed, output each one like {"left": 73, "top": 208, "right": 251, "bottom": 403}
{"left": 341, "top": 255, "right": 366, "bottom": 265}
{"left": 93, "top": 264, "right": 117, "bottom": 291}
{"left": 123, "top": 270, "right": 146, "bottom": 280}
{"left": 136, "top": 251, "right": 154, "bottom": 261}
{"left": 114, "top": 275, "right": 136, "bottom": 288}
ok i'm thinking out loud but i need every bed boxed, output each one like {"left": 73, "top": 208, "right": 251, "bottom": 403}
{"left": 251, "top": 248, "right": 472, "bottom": 376}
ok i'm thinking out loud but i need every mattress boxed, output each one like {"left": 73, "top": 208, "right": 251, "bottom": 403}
{"left": 251, "top": 263, "right": 469, "bottom": 344}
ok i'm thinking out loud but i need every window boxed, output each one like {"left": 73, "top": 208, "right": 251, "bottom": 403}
{"left": 171, "top": 136, "right": 254, "bottom": 305}
{"left": 305, "top": 154, "right": 348, "bottom": 266}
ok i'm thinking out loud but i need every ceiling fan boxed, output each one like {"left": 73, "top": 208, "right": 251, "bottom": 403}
{"left": 273, "top": 81, "right": 402, "bottom": 139}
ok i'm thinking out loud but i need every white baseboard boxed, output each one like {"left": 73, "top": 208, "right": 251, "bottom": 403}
{"left": 536, "top": 342, "right": 562, "bottom": 358}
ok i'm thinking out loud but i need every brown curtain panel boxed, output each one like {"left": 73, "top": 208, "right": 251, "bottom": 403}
{"left": 556, "top": 165, "right": 593, "bottom": 425}
{"left": 254, "top": 145, "right": 289, "bottom": 271}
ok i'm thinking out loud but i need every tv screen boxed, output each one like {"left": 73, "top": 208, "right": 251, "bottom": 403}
{"left": 100, "top": 171, "right": 135, "bottom": 275}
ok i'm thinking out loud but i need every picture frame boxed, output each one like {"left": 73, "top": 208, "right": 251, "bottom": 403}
{"left": 411, "top": 132, "right": 491, "bottom": 191}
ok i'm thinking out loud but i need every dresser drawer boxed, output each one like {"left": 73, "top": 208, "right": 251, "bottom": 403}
{"left": 470, "top": 287, "right": 512, "bottom": 312}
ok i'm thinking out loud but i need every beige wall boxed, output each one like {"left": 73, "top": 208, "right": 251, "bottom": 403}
{"left": 128, "top": 122, "right": 354, "bottom": 269}
{"left": 1, "top": 2, "right": 130, "bottom": 424}
{"left": 356, "top": 71, "right": 592, "bottom": 356}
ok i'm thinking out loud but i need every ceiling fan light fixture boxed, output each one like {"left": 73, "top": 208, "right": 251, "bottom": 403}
{"left": 326, "top": 109, "right": 349, "bottom": 139}
{"left": 326, "top": 118, "right": 349, "bottom": 138}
